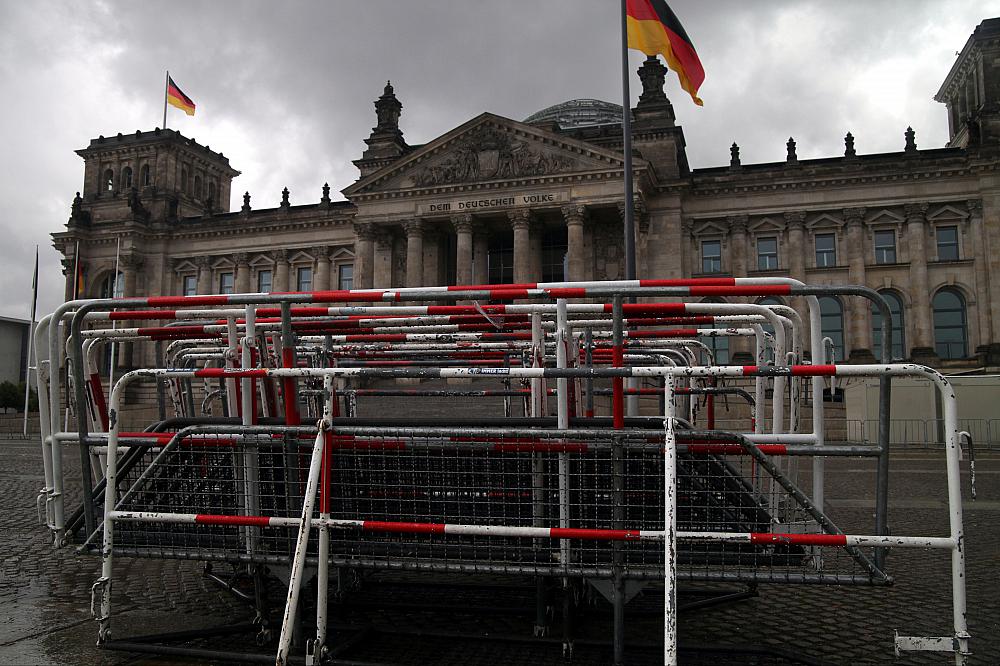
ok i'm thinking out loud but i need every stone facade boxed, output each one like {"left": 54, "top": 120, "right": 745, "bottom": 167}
{"left": 55, "top": 18, "right": 1000, "bottom": 370}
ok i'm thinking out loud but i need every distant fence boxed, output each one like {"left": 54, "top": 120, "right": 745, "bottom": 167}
{"left": 844, "top": 418, "right": 1000, "bottom": 451}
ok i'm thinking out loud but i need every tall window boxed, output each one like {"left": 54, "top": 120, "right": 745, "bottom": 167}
{"left": 819, "top": 296, "right": 844, "bottom": 362}
{"left": 933, "top": 289, "right": 968, "bottom": 359}
{"left": 757, "top": 237, "right": 778, "bottom": 270}
{"left": 140, "top": 164, "right": 151, "bottom": 186}
{"left": 702, "top": 240, "right": 721, "bottom": 273}
{"left": 104, "top": 169, "right": 114, "bottom": 192}
{"left": 257, "top": 269, "right": 272, "bottom": 293}
{"left": 874, "top": 230, "right": 896, "bottom": 264}
{"left": 182, "top": 275, "right": 197, "bottom": 296}
{"left": 99, "top": 272, "right": 124, "bottom": 299}
{"left": 208, "top": 182, "right": 217, "bottom": 206}
{"left": 194, "top": 175, "right": 203, "bottom": 199}
{"left": 338, "top": 264, "right": 354, "bottom": 290}
{"left": 936, "top": 226, "right": 959, "bottom": 261}
{"left": 296, "top": 266, "right": 313, "bottom": 292}
{"left": 872, "top": 291, "right": 905, "bottom": 361}
{"left": 699, "top": 298, "right": 729, "bottom": 365}
{"left": 815, "top": 233, "right": 836, "bottom": 267}
{"left": 121, "top": 166, "right": 133, "bottom": 189}
{"left": 488, "top": 235, "right": 514, "bottom": 284}
{"left": 218, "top": 272, "right": 234, "bottom": 295}
{"left": 541, "top": 229, "right": 568, "bottom": 283}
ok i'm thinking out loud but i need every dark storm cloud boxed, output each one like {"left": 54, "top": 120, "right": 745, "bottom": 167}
{"left": 1, "top": 0, "right": 997, "bottom": 319}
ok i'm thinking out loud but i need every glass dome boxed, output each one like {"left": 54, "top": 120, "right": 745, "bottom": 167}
{"left": 524, "top": 99, "right": 623, "bottom": 130}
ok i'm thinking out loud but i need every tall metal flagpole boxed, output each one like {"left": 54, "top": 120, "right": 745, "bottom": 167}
{"left": 163, "top": 70, "right": 169, "bottom": 129}
{"left": 620, "top": 0, "right": 637, "bottom": 282}
{"left": 22, "top": 245, "right": 38, "bottom": 436}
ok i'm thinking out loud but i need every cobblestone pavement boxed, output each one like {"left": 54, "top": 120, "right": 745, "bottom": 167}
{"left": 1, "top": 439, "right": 997, "bottom": 665}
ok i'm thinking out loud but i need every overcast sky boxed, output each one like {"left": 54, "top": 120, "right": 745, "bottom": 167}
{"left": 1, "top": 0, "right": 997, "bottom": 320}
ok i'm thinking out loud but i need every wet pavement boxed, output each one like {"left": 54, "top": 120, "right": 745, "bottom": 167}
{"left": 1, "top": 439, "right": 998, "bottom": 665}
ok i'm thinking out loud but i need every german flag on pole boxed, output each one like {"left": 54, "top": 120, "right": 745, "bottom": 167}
{"left": 166, "top": 76, "right": 196, "bottom": 116}
{"left": 626, "top": 0, "right": 704, "bottom": 106}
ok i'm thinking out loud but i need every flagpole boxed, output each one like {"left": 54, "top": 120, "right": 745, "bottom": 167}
{"left": 620, "top": 0, "right": 637, "bottom": 282}
{"left": 163, "top": 70, "right": 169, "bottom": 129}
{"left": 22, "top": 245, "right": 38, "bottom": 436}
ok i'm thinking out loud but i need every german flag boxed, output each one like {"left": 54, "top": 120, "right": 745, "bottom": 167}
{"left": 626, "top": 0, "right": 704, "bottom": 106}
{"left": 167, "top": 76, "right": 196, "bottom": 116}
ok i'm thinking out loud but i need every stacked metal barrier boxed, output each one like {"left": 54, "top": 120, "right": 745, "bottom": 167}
{"left": 31, "top": 278, "right": 972, "bottom": 665}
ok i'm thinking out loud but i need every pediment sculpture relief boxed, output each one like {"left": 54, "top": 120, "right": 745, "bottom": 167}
{"left": 413, "top": 125, "right": 576, "bottom": 187}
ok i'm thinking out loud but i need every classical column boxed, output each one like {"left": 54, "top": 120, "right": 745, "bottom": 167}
{"left": 195, "top": 256, "right": 212, "bottom": 295}
{"left": 905, "top": 203, "right": 934, "bottom": 356}
{"left": 119, "top": 254, "right": 141, "bottom": 368}
{"left": 451, "top": 214, "right": 474, "bottom": 286}
{"left": 842, "top": 208, "right": 872, "bottom": 359}
{"left": 563, "top": 204, "right": 587, "bottom": 282}
{"left": 353, "top": 223, "right": 376, "bottom": 289}
{"left": 472, "top": 223, "right": 490, "bottom": 285}
{"left": 968, "top": 200, "right": 993, "bottom": 351}
{"left": 728, "top": 215, "right": 748, "bottom": 276}
{"left": 272, "top": 249, "right": 289, "bottom": 292}
{"left": 403, "top": 220, "right": 424, "bottom": 288}
{"left": 784, "top": 212, "right": 806, "bottom": 282}
{"left": 373, "top": 227, "right": 395, "bottom": 288}
{"left": 313, "top": 247, "right": 331, "bottom": 291}
{"left": 509, "top": 209, "right": 532, "bottom": 283}
{"left": 234, "top": 252, "right": 251, "bottom": 293}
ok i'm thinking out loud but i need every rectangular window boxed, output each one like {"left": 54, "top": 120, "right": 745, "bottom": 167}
{"left": 815, "top": 233, "right": 836, "bottom": 267}
{"left": 541, "top": 229, "right": 568, "bottom": 283}
{"left": 874, "top": 230, "right": 896, "bottom": 264}
{"left": 182, "top": 275, "right": 196, "bottom": 296}
{"left": 257, "top": 269, "right": 272, "bottom": 293}
{"left": 218, "top": 272, "right": 234, "bottom": 295}
{"left": 702, "top": 240, "right": 722, "bottom": 273}
{"left": 296, "top": 266, "right": 313, "bottom": 292}
{"left": 338, "top": 264, "right": 354, "bottom": 290}
{"left": 937, "top": 226, "right": 959, "bottom": 261}
{"left": 757, "top": 237, "right": 778, "bottom": 270}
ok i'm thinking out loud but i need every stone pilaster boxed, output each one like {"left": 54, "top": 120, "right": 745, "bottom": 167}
{"left": 968, "top": 200, "right": 994, "bottom": 353}
{"left": 353, "top": 223, "right": 376, "bottom": 290}
{"left": 313, "top": 248, "right": 331, "bottom": 291}
{"left": 403, "top": 220, "right": 425, "bottom": 288}
{"left": 234, "top": 252, "right": 251, "bottom": 293}
{"left": 451, "top": 214, "right": 474, "bottom": 286}
{"left": 905, "top": 203, "right": 934, "bottom": 358}
{"left": 271, "top": 249, "right": 289, "bottom": 293}
{"left": 508, "top": 209, "right": 533, "bottom": 284}
{"left": 562, "top": 204, "right": 587, "bottom": 282}
{"left": 783, "top": 211, "right": 809, "bottom": 355}
{"left": 195, "top": 255, "right": 212, "bottom": 295}
{"left": 728, "top": 214, "right": 748, "bottom": 276}
{"left": 843, "top": 208, "right": 873, "bottom": 361}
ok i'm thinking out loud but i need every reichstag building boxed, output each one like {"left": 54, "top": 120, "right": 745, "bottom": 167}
{"left": 54, "top": 17, "right": 1000, "bottom": 369}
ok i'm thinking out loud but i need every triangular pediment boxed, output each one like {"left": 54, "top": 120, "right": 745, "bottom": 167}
{"left": 693, "top": 220, "right": 727, "bottom": 236}
{"left": 805, "top": 213, "right": 843, "bottom": 230}
{"left": 343, "top": 113, "right": 640, "bottom": 197}
{"left": 868, "top": 209, "right": 904, "bottom": 227}
{"left": 927, "top": 204, "right": 968, "bottom": 222}
{"left": 748, "top": 216, "right": 784, "bottom": 233}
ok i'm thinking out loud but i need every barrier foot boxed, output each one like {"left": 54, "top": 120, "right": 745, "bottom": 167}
{"left": 894, "top": 631, "right": 971, "bottom": 663}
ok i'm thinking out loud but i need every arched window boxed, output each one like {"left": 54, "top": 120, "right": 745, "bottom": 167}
{"left": 699, "top": 297, "right": 729, "bottom": 365}
{"left": 104, "top": 169, "right": 114, "bottom": 192}
{"left": 181, "top": 169, "right": 188, "bottom": 194}
{"left": 208, "top": 182, "right": 217, "bottom": 206}
{"left": 194, "top": 175, "right": 202, "bottom": 199}
{"left": 140, "top": 164, "right": 151, "bottom": 186}
{"left": 756, "top": 296, "right": 784, "bottom": 363}
{"left": 121, "top": 166, "right": 133, "bottom": 189}
{"left": 933, "top": 289, "right": 968, "bottom": 359}
{"left": 818, "top": 296, "right": 844, "bottom": 363}
{"left": 99, "top": 271, "right": 124, "bottom": 299}
{"left": 872, "top": 291, "right": 905, "bottom": 361}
